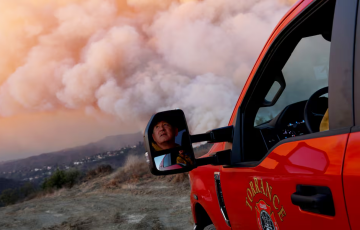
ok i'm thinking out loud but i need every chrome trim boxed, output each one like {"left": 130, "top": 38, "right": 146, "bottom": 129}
{"left": 214, "top": 172, "right": 231, "bottom": 227}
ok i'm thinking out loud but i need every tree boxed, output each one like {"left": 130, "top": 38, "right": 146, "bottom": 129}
{"left": 64, "top": 169, "right": 80, "bottom": 188}
{"left": 42, "top": 169, "right": 66, "bottom": 189}
{"left": 20, "top": 182, "right": 37, "bottom": 197}
{"left": 0, "top": 189, "right": 19, "bottom": 205}
{"left": 42, "top": 169, "right": 81, "bottom": 190}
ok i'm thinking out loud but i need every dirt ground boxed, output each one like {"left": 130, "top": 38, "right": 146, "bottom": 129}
{"left": 0, "top": 174, "right": 194, "bottom": 230}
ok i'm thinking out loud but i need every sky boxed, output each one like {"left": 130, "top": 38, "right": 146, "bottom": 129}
{"left": 0, "top": 0, "right": 296, "bottom": 161}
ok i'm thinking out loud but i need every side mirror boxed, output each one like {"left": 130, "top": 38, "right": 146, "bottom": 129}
{"left": 144, "top": 110, "right": 196, "bottom": 175}
{"left": 144, "top": 109, "right": 234, "bottom": 175}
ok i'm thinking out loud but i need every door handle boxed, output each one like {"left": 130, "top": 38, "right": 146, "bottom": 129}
{"left": 291, "top": 194, "right": 328, "bottom": 207}
{"left": 291, "top": 185, "right": 335, "bottom": 216}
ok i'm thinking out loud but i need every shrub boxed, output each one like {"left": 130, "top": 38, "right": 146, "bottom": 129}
{"left": 20, "top": 182, "right": 37, "bottom": 197}
{"left": 0, "top": 182, "right": 39, "bottom": 206}
{"left": 42, "top": 169, "right": 81, "bottom": 190}
{"left": 0, "top": 188, "right": 19, "bottom": 206}
{"left": 64, "top": 169, "right": 81, "bottom": 188}
{"left": 42, "top": 169, "right": 66, "bottom": 190}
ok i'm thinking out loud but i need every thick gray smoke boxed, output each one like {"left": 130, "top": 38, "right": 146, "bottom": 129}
{"left": 0, "top": 0, "right": 295, "bottom": 158}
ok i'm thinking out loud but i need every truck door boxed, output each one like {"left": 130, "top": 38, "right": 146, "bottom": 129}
{"left": 343, "top": 6, "right": 360, "bottom": 229}
{"left": 218, "top": 0, "right": 356, "bottom": 229}
{"left": 343, "top": 129, "right": 360, "bottom": 230}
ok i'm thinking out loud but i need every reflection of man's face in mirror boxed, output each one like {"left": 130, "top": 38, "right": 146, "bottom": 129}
{"left": 152, "top": 120, "right": 178, "bottom": 150}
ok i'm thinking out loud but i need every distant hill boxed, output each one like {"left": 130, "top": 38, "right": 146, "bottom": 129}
{"left": 93, "top": 132, "right": 143, "bottom": 150}
{"left": 0, "top": 132, "right": 143, "bottom": 172}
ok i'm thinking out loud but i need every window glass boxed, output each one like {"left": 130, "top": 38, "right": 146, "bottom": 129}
{"left": 265, "top": 81, "right": 281, "bottom": 102}
{"left": 163, "top": 154, "right": 171, "bottom": 167}
{"left": 254, "top": 35, "right": 330, "bottom": 126}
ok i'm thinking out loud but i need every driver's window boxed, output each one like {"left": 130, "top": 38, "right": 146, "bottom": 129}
{"left": 255, "top": 35, "right": 330, "bottom": 126}
{"left": 242, "top": 1, "right": 335, "bottom": 162}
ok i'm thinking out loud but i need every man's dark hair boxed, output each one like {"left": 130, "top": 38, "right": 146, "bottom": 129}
{"left": 150, "top": 115, "right": 177, "bottom": 133}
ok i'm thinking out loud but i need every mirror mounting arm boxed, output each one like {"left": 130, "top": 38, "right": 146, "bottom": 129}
{"left": 196, "top": 150, "right": 232, "bottom": 166}
{"left": 190, "top": 133, "right": 212, "bottom": 143}
{"left": 190, "top": 126, "right": 234, "bottom": 144}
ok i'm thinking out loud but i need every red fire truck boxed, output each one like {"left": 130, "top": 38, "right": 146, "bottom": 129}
{"left": 144, "top": 0, "right": 360, "bottom": 229}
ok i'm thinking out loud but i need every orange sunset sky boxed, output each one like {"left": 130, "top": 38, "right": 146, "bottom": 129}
{"left": 0, "top": 0, "right": 296, "bottom": 161}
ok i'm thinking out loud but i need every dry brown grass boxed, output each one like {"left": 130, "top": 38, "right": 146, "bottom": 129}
{"left": 106, "top": 155, "right": 152, "bottom": 188}
{"left": 105, "top": 155, "right": 191, "bottom": 189}
{"left": 31, "top": 188, "right": 56, "bottom": 200}
{"left": 166, "top": 173, "right": 189, "bottom": 183}
{"left": 85, "top": 164, "right": 113, "bottom": 180}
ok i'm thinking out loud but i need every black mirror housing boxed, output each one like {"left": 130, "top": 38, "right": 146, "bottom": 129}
{"left": 144, "top": 109, "right": 196, "bottom": 175}
{"left": 144, "top": 109, "right": 235, "bottom": 175}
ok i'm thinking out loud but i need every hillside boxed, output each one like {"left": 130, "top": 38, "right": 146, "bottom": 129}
{"left": 0, "top": 132, "right": 142, "bottom": 172}
{"left": 0, "top": 178, "right": 24, "bottom": 194}
{"left": 0, "top": 143, "right": 215, "bottom": 229}
{"left": 0, "top": 173, "right": 193, "bottom": 230}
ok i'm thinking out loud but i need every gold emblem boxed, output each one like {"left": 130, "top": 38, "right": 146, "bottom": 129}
{"left": 245, "top": 177, "right": 286, "bottom": 225}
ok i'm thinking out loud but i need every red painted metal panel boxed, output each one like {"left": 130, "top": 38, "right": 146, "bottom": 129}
{"left": 221, "top": 134, "right": 350, "bottom": 229}
{"left": 190, "top": 143, "right": 228, "bottom": 229}
{"left": 343, "top": 132, "right": 360, "bottom": 229}
{"left": 188, "top": 1, "right": 351, "bottom": 229}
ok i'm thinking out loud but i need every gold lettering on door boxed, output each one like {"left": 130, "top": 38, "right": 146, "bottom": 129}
{"left": 278, "top": 206, "right": 286, "bottom": 221}
{"left": 244, "top": 177, "right": 286, "bottom": 223}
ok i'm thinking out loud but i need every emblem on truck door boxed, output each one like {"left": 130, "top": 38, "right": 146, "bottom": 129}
{"left": 245, "top": 177, "right": 286, "bottom": 229}
{"left": 256, "top": 200, "right": 279, "bottom": 230}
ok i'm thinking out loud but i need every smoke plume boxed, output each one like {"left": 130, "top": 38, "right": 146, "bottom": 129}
{"left": 0, "top": 0, "right": 296, "bottom": 159}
